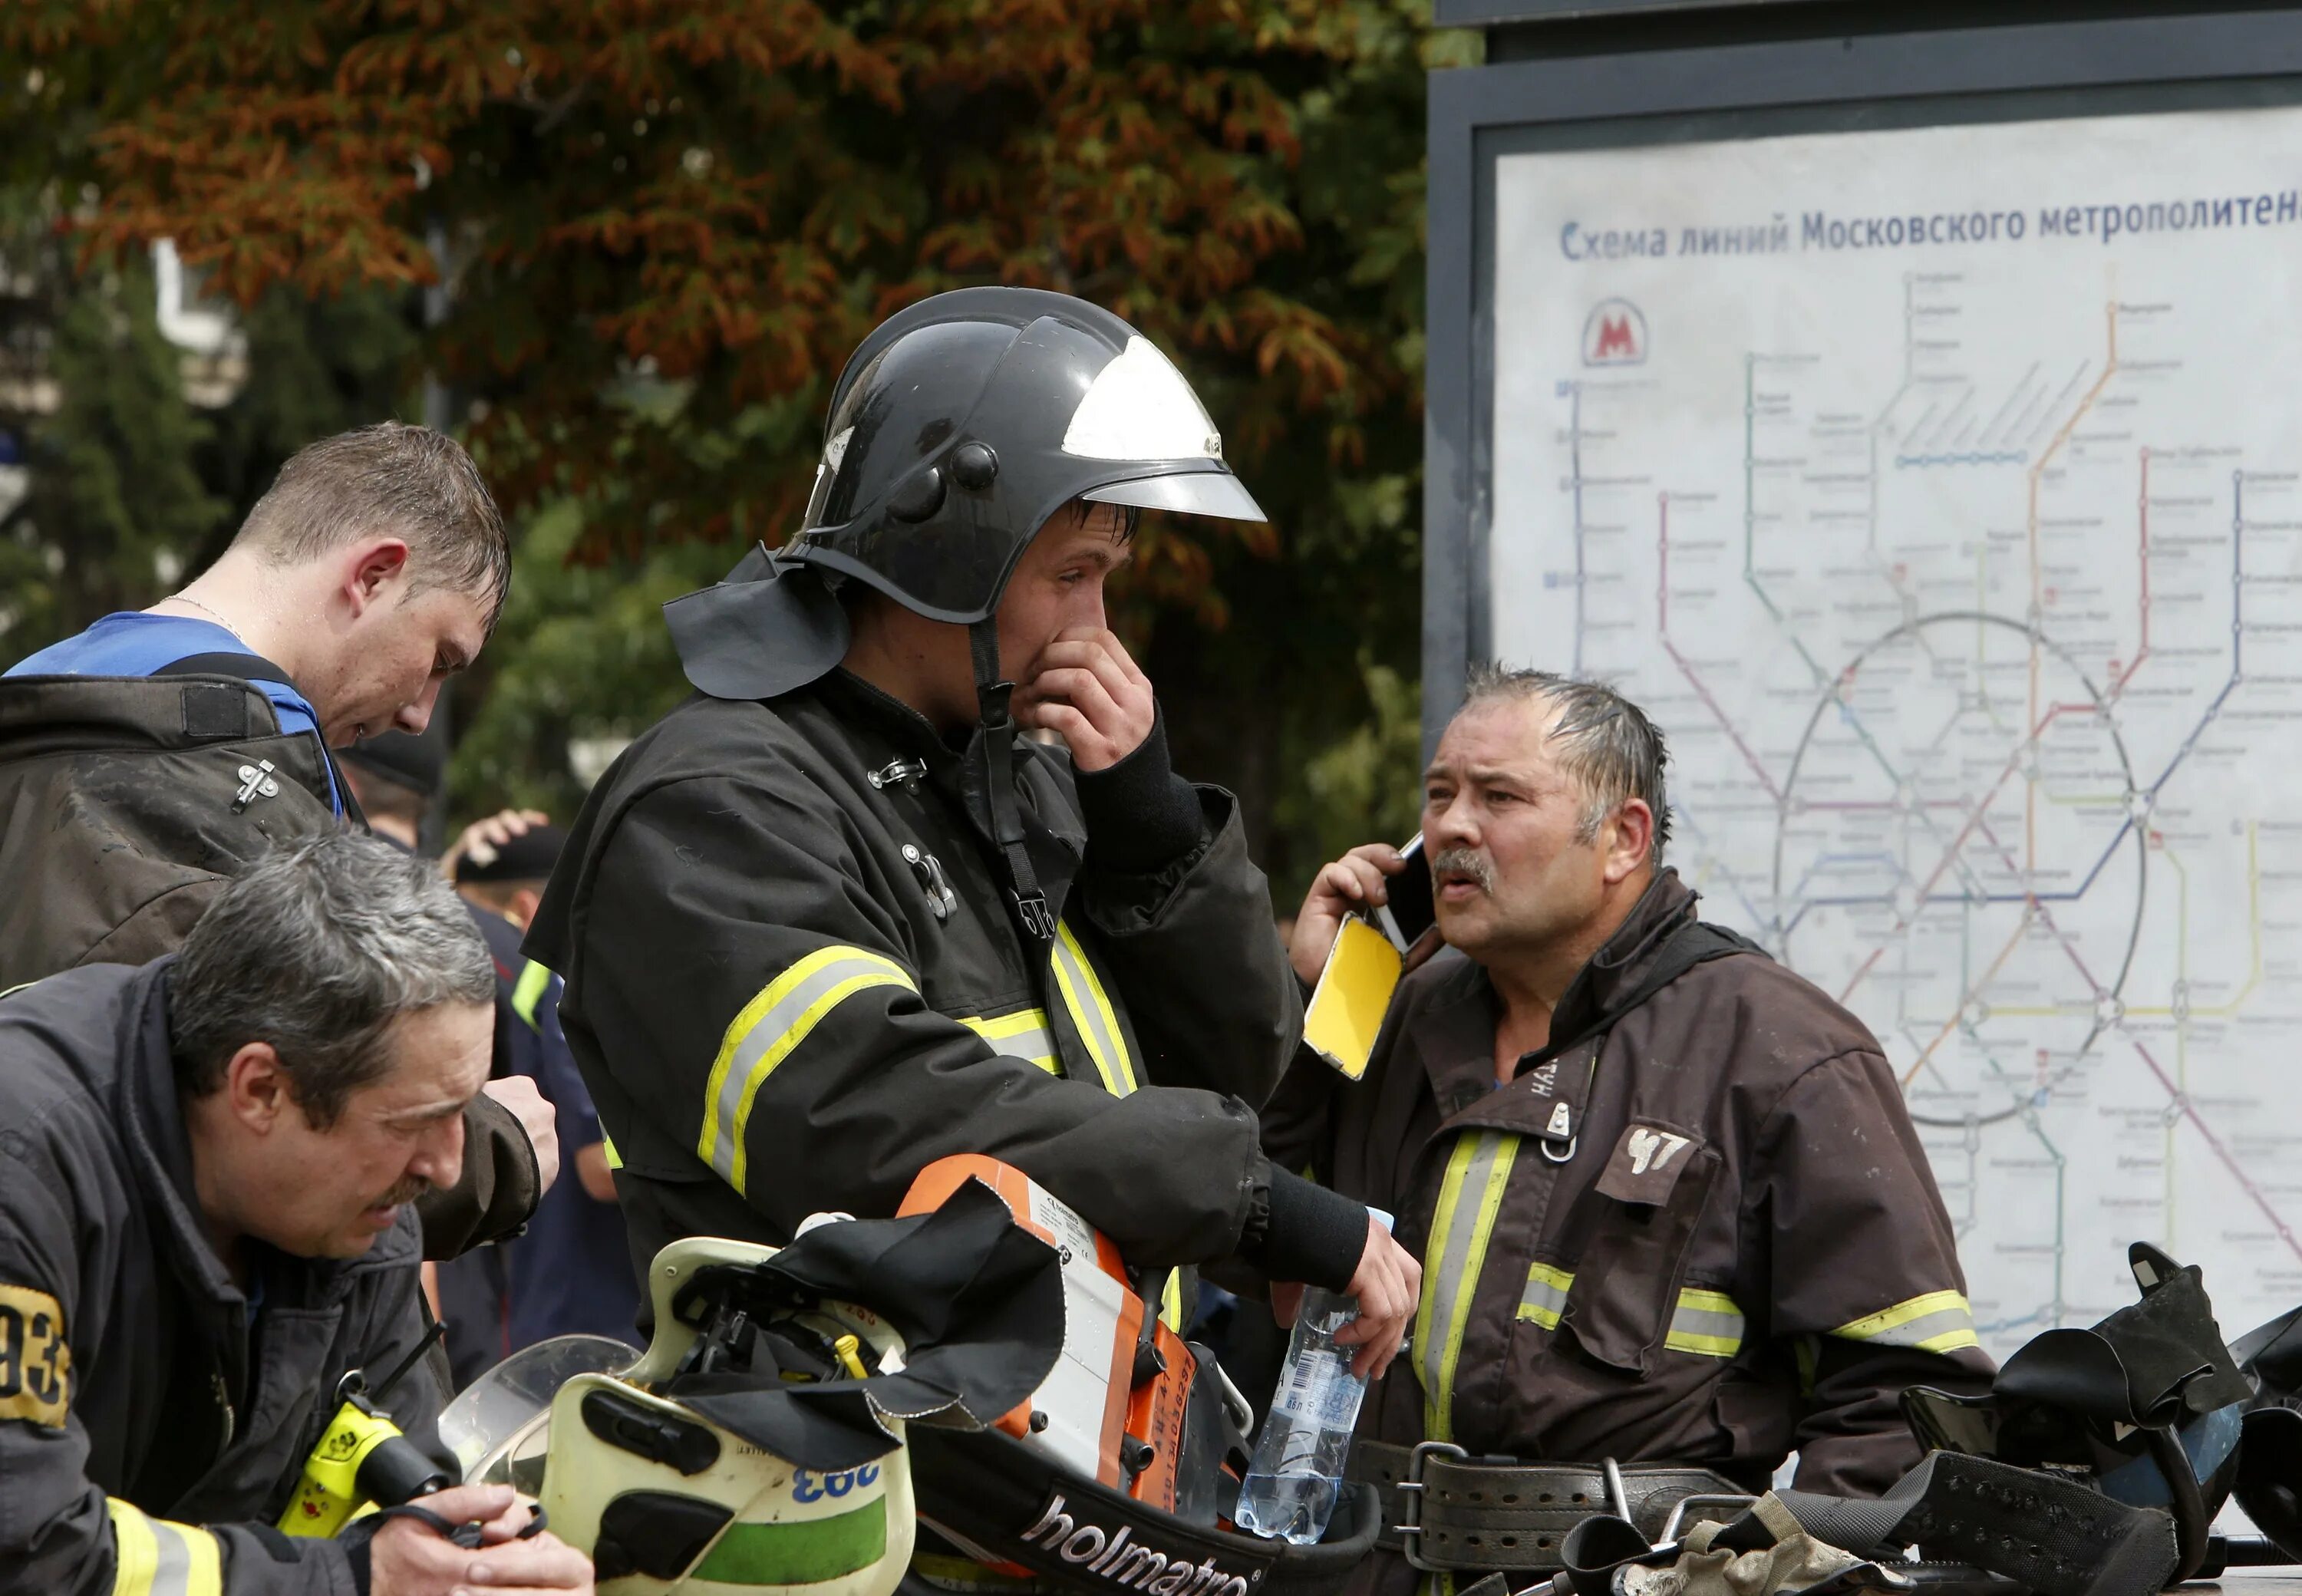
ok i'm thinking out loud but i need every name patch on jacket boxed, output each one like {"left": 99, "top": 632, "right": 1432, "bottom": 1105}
{"left": 0, "top": 1282, "right": 70, "bottom": 1427}
{"left": 1595, "top": 1122, "right": 1702, "bottom": 1206}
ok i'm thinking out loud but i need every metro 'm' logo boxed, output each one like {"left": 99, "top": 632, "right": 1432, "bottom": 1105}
{"left": 1581, "top": 298, "right": 1648, "bottom": 367}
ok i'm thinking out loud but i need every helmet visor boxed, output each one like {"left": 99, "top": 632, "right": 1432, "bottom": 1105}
{"left": 1082, "top": 470, "right": 1266, "bottom": 523}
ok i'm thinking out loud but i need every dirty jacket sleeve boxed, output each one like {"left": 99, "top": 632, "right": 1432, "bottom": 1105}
{"left": 0, "top": 1177, "right": 362, "bottom": 1593}
{"left": 1759, "top": 1050, "right": 1996, "bottom": 1495}
{"left": 1067, "top": 777, "right": 1301, "bottom": 1113}
{"left": 577, "top": 773, "right": 1268, "bottom": 1268}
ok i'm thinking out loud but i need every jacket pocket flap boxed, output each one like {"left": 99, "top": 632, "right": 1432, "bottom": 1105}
{"left": 1562, "top": 1145, "right": 1720, "bottom": 1376}
{"left": 1595, "top": 1120, "right": 1705, "bottom": 1206}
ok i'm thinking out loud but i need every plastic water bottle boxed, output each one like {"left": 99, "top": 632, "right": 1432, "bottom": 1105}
{"left": 1235, "top": 1210, "right": 1391, "bottom": 1545}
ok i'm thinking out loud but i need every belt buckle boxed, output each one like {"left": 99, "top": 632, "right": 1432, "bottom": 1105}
{"left": 1657, "top": 1493, "right": 1759, "bottom": 1544}
{"left": 1393, "top": 1439, "right": 1469, "bottom": 1572}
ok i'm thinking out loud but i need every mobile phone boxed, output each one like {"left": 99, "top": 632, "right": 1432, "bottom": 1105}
{"left": 1374, "top": 835, "right": 1435, "bottom": 954}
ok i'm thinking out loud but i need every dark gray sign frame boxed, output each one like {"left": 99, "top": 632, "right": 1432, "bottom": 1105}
{"left": 1436, "top": 0, "right": 1815, "bottom": 24}
{"left": 1422, "top": 8, "right": 2302, "bottom": 750}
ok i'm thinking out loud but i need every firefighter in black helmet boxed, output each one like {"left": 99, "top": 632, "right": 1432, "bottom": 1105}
{"left": 528, "top": 289, "right": 1419, "bottom": 1370}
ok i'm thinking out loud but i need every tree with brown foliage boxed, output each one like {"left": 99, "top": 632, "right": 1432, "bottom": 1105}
{"left": 5, "top": 0, "right": 1470, "bottom": 885}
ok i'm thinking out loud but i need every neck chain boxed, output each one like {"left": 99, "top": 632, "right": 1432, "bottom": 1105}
{"left": 173, "top": 594, "right": 243, "bottom": 638}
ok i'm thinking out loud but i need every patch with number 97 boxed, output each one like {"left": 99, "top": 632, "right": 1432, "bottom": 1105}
{"left": 0, "top": 1282, "right": 70, "bottom": 1427}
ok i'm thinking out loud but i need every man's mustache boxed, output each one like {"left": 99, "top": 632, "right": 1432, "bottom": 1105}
{"left": 1431, "top": 847, "right": 1495, "bottom": 895}
{"left": 371, "top": 1174, "right": 432, "bottom": 1209}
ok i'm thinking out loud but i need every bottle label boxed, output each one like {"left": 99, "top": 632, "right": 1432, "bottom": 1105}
{"left": 1270, "top": 1342, "right": 1363, "bottom": 1429}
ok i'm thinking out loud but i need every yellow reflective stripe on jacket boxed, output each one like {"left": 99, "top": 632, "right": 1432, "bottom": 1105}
{"left": 1413, "top": 1131, "right": 1518, "bottom": 1442}
{"left": 601, "top": 1132, "right": 623, "bottom": 1171}
{"left": 107, "top": 1499, "right": 222, "bottom": 1596}
{"left": 1515, "top": 1269, "right": 1746, "bottom": 1359}
{"left": 698, "top": 946, "right": 916, "bottom": 1195}
{"left": 1667, "top": 1288, "right": 1747, "bottom": 1358}
{"left": 1831, "top": 1290, "right": 1979, "bottom": 1354}
{"left": 1517, "top": 1261, "right": 1574, "bottom": 1329}
{"left": 961, "top": 1007, "right": 1059, "bottom": 1075}
{"left": 511, "top": 959, "right": 552, "bottom": 1030}
{"left": 1050, "top": 920, "right": 1139, "bottom": 1096}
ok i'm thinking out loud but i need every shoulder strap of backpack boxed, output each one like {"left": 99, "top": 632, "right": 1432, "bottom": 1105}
{"left": 149, "top": 651, "right": 364, "bottom": 829}
{"left": 153, "top": 650, "right": 301, "bottom": 688}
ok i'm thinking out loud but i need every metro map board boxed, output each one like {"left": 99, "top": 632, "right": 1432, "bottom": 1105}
{"left": 1484, "top": 100, "right": 2302, "bottom": 1357}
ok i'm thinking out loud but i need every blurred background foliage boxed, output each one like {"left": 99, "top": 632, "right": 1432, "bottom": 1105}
{"left": 0, "top": 0, "right": 1474, "bottom": 897}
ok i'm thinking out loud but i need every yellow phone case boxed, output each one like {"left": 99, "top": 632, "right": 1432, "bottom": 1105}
{"left": 1301, "top": 915, "right": 1403, "bottom": 1081}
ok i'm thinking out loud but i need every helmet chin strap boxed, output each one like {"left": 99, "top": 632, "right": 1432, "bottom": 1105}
{"left": 970, "top": 618, "right": 1056, "bottom": 944}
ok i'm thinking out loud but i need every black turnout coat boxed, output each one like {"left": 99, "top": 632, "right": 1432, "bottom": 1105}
{"left": 528, "top": 671, "right": 1352, "bottom": 1301}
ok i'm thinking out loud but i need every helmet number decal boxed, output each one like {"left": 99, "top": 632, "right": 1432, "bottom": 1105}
{"left": 793, "top": 1463, "right": 882, "bottom": 1503}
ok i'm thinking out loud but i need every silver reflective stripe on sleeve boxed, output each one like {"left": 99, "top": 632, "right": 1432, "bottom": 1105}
{"left": 1666, "top": 1289, "right": 1746, "bottom": 1358}
{"left": 961, "top": 1008, "right": 1059, "bottom": 1074}
{"left": 1516, "top": 1268, "right": 1745, "bottom": 1358}
{"left": 1831, "top": 1290, "right": 1979, "bottom": 1354}
{"left": 697, "top": 945, "right": 917, "bottom": 1195}
{"left": 1050, "top": 920, "right": 1139, "bottom": 1096}
{"left": 106, "top": 1499, "right": 222, "bottom": 1596}
{"left": 1518, "top": 1261, "right": 1572, "bottom": 1330}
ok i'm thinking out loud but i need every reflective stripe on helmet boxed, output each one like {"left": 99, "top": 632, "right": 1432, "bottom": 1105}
{"left": 1413, "top": 1131, "right": 1519, "bottom": 1443}
{"left": 699, "top": 946, "right": 917, "bottom": 1196}
{"left": 1060, "top": 336, "right": 1223, "bottom": 463}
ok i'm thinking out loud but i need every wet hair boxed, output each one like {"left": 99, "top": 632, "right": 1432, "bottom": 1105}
{"left": 1458, "top": 665, "right": 1672, "bottom": 864}
{"left": 236, "top": 422, "right": 510, "bottom": 630}
{"left": 169, "top": 833, "right": 494, "bottom": 1127}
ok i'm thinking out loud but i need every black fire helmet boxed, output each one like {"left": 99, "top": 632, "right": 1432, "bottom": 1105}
{"left": 665, "top": 286, "right": 1266, "bottom": 704}
{"left": 664, "top": 288, "right": 1265, "bottom": 943}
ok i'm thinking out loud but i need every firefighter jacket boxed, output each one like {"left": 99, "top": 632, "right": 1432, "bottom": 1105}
{"left": 527, "top": 669, "right": 1357, "bottom": 1298}
{"left": 0, "top": 668, "right": 541, "bottom": 1261}
{"left": 0, "top": 961, "right": 453, "bottom": 1596}
{"left": 1261, "top": 872, "right": 1994, "bottom": 1548}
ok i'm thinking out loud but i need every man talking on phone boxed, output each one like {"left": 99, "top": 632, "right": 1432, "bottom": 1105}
{"left": 1263, "top": 668, "right": 1991, "bottom": 1596}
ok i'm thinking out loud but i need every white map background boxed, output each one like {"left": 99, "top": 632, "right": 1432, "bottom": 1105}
{"left": 1491, "top": 106, "right": 2302, "bottom": 1358}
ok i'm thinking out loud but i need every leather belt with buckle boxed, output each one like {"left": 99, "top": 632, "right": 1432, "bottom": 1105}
{"left": 1348, "top": 1439, "right": 1752, "bottom": 1575}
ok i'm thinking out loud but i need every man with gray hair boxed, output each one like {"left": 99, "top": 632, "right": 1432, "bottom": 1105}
{"left": 0, "top": 420, "right": 554, "bottom": 1262}
{"left": 1263, "top": 668, "right": 1990, "bottom": 1596}
{"left": 0, "top": 833, "right": 591, "bottom": 1595}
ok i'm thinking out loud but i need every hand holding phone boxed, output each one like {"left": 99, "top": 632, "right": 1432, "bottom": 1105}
{"left": 1294, "top": 835, "right": 1433, "bottom": 1081}
{"left": 1291, "top": 839, "right": 1413, "bottom": 988}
